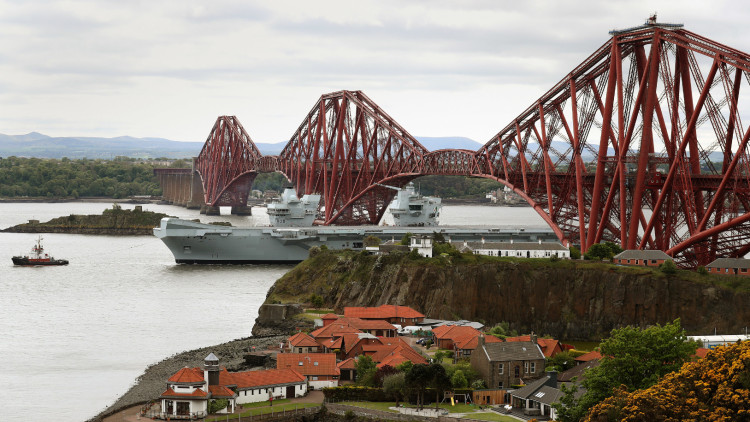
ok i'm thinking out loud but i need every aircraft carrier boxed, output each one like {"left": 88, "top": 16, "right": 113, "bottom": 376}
{"left": 153, "top": 217, "right": 559, "bottom": 264}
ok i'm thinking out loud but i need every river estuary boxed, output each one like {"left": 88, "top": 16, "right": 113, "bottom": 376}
{"left": 0, "top": 202, "right": 545, "bottom": 422}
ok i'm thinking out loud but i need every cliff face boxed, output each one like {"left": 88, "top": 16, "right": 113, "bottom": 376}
{"left": 265, "top": 252, "right": 750, "bottom": 340}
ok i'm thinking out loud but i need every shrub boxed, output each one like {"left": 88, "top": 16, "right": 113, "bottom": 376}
{"left": 660, "top": 260, "right": 677, "bottom": 275}
{"left": 697, "top": 266, "right": 708, "bottom": 275}
{"left": 344, "top": 410, "right": 356, "bottom": 420}
{"left": 208, "top": 398, "right": 229, "bottom": 414}
{"left": 310, "top": 294, "right": 324, "bottom": 308}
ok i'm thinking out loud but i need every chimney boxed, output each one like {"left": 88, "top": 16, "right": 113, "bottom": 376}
{"left": 538, "top": 239, "right": 542, "bottom": 244}
{"left": 530, "top": 332, "right": 537, "bottom": 346}
{"left": 481, "top": 237, "right": 485, "bottom": 245}
{"left": 477, "top": 333, "right": 485, "bottom": 348}
{"left": 546, "top": 370, "right": 558, "bottom": 387}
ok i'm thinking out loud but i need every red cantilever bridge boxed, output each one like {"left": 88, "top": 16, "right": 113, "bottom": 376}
{"left": 161, "top": 24, "right": 750, "bottom": 268}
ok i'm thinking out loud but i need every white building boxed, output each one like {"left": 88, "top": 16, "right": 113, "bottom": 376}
{"left": 409, "top": 234, "right": 433, "bottom": 257}
{"left": 158, "top": 353, "right": 307, "bottom": 419}
{"left": 455, "top": 239, "right": 570, "bottom": 259}
{"left": 688, "top": 334, "right": 750, "bottom": 350}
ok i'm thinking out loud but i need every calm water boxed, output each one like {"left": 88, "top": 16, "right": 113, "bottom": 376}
{"left": 0, "top": 202, "right": 545, "bottom": 422}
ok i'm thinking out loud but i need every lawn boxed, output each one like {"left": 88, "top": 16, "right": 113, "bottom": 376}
{"left": 465, "top": 412, "right": 521, "bottom": 421}
{"left": 339, "top": 401, "right": 486, "bottom": 414}
{"left": 205, "top": 402, "right": 319, "bottom": 421}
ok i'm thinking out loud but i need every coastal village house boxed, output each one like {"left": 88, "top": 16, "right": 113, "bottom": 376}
{"left": 286, "top": 332, "right": 321, "bottom": 353}
{"left": 276, "top": 353, "right": 340, "bottom": 389}
{"left": 504, "top": 335, "right": 566, "bottom": 358}
{"left": 613, "top": 249, "right": 671, "bottom": 266}
{"left": 510, "top": 371, "right": 562, "bottom": 419}
{"left": 344, "top": 304, "right": 425, "bottom": 325}
{"left": 706, "top": 258, "right": 750, "bottom": 275}
{"left": 455, "top": 240, "right": 570, "bottom": 259}
{"left": 159, "top": 353, "right": 307, "bottom": 420}
{"left": 470, "top": 335, "right": 546, "bottom": 390}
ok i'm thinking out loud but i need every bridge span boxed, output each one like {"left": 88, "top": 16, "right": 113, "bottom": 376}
{"left": 157, "top": 23, "right": 750, "bottom": 268}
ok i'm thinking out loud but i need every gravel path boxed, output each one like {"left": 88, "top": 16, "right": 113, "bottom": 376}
{"left": 87, "top": 335, "right": 286, "bottom": 422}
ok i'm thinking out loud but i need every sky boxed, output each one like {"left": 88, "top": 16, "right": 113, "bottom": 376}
{"left": 1, "top": 0, "right": 748, "bottom": 145}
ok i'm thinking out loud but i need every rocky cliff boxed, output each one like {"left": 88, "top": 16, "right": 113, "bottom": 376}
{"left": 261, "top": 250, "right": 750, "bottom": 340}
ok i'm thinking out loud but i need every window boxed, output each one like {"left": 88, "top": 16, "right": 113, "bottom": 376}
{"left": 498, "top": 381, "right": 503, "bottom": 389}
{"left": 312, "top": 376, "right": 318, "bottom": 380}
{"left": 314, "top": 362, "right": 319, "bottom": 366}
{"left": 531, "top": 362, "right": 536, "bottom": 373}
{"left": 524, "top": 362, "right": 529, "bottom": 373}
{"left": 514, "top": 366, "right": 520, "bottom": 378}
{"left": 498, "top": 364, "right": 504, "bottom": 375}
{"left": 298, "top": 361, "right": 303, "bottom": 366}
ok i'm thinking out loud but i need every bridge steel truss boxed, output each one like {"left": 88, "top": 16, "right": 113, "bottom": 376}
{"left": 190, "top": 26, "right": 750, "bottom": 268}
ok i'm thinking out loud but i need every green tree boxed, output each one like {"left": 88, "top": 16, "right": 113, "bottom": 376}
{"left": 546, "top": 350, "right": 576, "bottom": 372}
{"left": 405, "top": 364, "right": 432, "bottom": 410}
{"left": 553, "top": 319, "right": 699, "bottom": 422}
{"left": 660, "top": 260, "right": 677, "bottom": 275}
{"left": 584, "top": 243, "right": 614, "bottom": 260}
{"left": 569, "top": 246, "right": 581, "bottom": 259}
{"left": 400, "top": 232, "right": 413, "bottom": 246}
{"left": 364, "top": 235, "right": 382, "bottom": 247}
{"left": 310, "top": 294, "right": 324, "bottom": 309}
{"left": 355, "top": 355, "right": 377, "bottom": 387}
{"left": 427, "top": 363, "right": 452, "bottom": 411}
{"left": 603, "top": 241, "right": 623, "bottom": 256}
{"left": 450, "top": 369, "right": 468, "bottom": 389}
{"left": 382, "top": 372, "right": 407, "bottom": 406}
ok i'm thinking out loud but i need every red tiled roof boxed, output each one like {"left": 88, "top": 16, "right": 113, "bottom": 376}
{"left": 321, "top": 313, "right": 339, "bottom": 320}
{"left": 209, "top": 385, "right": 237, "bottom": 398}
{"left": 344, "top": 305, "right": 424, "bottom": 320}
{"left": 504, "top": 336, "right": 563, "bottom": 357}
{"left": 377, "top": 354, "right": 410, "bottom": 369}
{"left": 367, "top": 338, "right": 427, "bottom": 366}
{"left": 168, "top": 367, "right": 205, "bottom": 383}
{"left": 229, "top": 368, "right": 306, "bottom": 388}
{"left": 319, "top": 337, "right": 344, "bottom": 350}
{"left": 276, "top": 353, "right": 340, "bottom": 376}
{"left": 337, "top": 358, "right": 357, "bottom": 370}
{"left": 160, "top": 387, "right": 208, "bottom": 398}
{"left": 288, "top": 332, "right": 320, "bottom": 348}
{"left": 694, "top": 348, "right": 710, "bottom": 359}
{"left": 310, "top": 322, "right": 363, "bottom": 339}
{"left": 431, "top": 325, "right": 453, "bottom": 337}
{"left": 575, "top": 350, "right": 602, "bottom": 362}
{"left": 454, "top": 334, "right": 501, "bottom": 350}
{"left": 434, "top": 325, "right": 480, "bottom": 341}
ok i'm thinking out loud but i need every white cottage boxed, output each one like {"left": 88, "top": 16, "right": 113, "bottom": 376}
{"left": 456, "top": 239, "right": 570, "bottom": 259}
{"left": 158, "top": 353, "right": 307, "bottom": 419}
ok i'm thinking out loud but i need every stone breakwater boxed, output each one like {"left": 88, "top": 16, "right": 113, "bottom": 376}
{"left": 87, "top": 335, "right": 285, "bottom": 422}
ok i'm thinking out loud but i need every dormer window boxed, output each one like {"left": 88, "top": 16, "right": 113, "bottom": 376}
{"left": 314, "top": 362, "right": 319, "bottom": 366}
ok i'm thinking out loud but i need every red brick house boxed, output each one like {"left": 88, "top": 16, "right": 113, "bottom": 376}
{"left": 276, "top": 353, "right": 340, "bottom": 389}
{"left": 706, "top": 258, "right": 750, "bottom": 276}
{"left": 613, "top": 250, "right": 671, "bottom": 266}
{"left": 470, "top": 335, "right": 546, "bottom": 390}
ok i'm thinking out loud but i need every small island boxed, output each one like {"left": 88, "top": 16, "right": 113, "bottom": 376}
{"left": 2, "top": 204, "right": 170, "bottom": 235}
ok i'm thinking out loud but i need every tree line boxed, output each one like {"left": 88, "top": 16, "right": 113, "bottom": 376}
{"left": 0, "top": 156, "right": 505, "bottom": 200}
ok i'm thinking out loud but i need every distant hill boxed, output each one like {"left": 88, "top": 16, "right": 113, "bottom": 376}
{"left": 0, "top": 133, "right": 485, "bottom": 159}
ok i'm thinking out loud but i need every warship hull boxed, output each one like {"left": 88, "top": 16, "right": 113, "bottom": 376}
{"left": 154, "top": 218, "right": 559, "bottom": 264}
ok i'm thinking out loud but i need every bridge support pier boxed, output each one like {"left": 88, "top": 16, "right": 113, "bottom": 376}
{"left": 201, "top": 205, "right": 221, "bottom": 215}
{"left": 231, "top": 205, "right": 253, "bottom": 216}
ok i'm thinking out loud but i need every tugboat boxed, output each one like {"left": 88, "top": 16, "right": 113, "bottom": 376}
{"left": 12, "top": 237, "right": 69, "bottom": 266}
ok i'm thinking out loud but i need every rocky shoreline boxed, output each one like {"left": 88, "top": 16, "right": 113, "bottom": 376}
{"left": 87, "top": 335, "right": 286, "bottom": 422}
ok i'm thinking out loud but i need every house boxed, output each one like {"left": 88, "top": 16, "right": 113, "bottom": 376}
{"left": 613, "top": 250, "right": 671, "bottom": 266}
{"left": 454, "top": 333, "right": 503, "bottom": 358}
{"left": 510, "top": 371, "right": 562, "bottom": 419}
{"left": 337, "top": 358, "right": 357, "bottom": 382}
{"left": 364, "top": 337, "right": 428, "bottom": 368}
{"left": 159, "top": 353, "right": 307, "bottom": 420}
{"left": 504, "top": 335, "right": 565, "bottom": 358}
{"left": 276, "top": 353, "right": 340, "bottom": 389}
{"left": 409, "top": 234, "right": 433, "bottom": 257}
{"left": 286, "top": 332, "right": 321, "bottom": 353}
{"left": 432, "top": 325, "right": 481, "bottom": 350}
{"left": 471, "top": 335, "right": 546, "bottom": 390}
{"left": 222, "top": 368, "right": 307, "bottom": 404}
{"left": 455, "top": 240, "right": 570, "bottom": 259}
{"left": 574, "top": 350, "right": 602, "bottom": 365}
{"left": 706, "top": 258, "right": 750, "bottom": 275}
{"left": 344, "top": 304, "right": 425, "bottom": 325}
